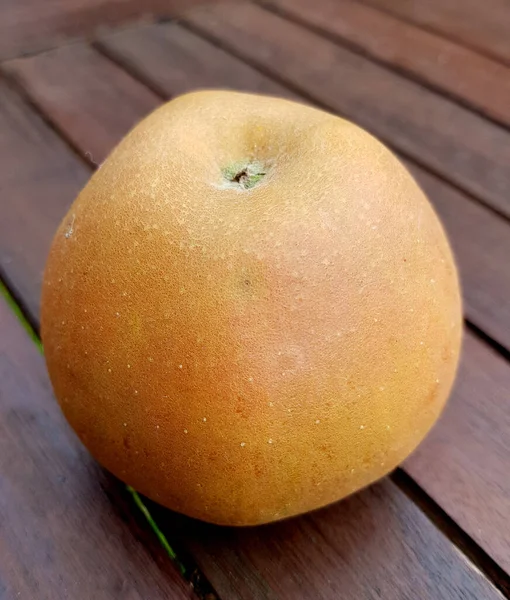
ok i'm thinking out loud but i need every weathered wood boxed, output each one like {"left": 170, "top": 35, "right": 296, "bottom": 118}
{"left": 265, "top": 0, "right": 510, "bottom": 127}
{"left": 151, "top": 479, "right": 503, "bottom": 600}
{"left": 406, "top": 330, "right": 510, "bottom": 573}
{"left": 0, "top": 296, "right": 195, "bottom": 599}
{"left": 183, "top": 2, "right": 510, "bottom": 220}
{"left": 0, "top": 0, "right": 207, "bottom": 61}
{"left": 355, "top": 0, "right": 510, "bottom": 66}
{"left": 4, "top": 44, "right": 160, "bottom": 165}
{"left": 96, "top": 22, "right": 297, "bottom": 100}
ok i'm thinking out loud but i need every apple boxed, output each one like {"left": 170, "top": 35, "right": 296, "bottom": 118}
{"left": 41, "top": 91, "right": 462, "bottom": 525}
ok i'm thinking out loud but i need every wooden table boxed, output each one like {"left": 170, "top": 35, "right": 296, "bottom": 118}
{"left": 1, "top": 1, "right": 510, "bottom": 598}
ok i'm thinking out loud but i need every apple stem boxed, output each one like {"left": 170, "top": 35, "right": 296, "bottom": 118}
{"left": 222, "top": 161, "right": 266, "bottom": 190}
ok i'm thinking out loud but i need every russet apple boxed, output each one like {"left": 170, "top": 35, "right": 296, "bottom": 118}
{"left": 41, "top": 91, "right": 462, "bottom": 525}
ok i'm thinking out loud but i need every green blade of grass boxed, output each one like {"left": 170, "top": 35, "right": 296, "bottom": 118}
{"left": 0, "top": 278, "right": 43, "bottom": 353}
{"left": 127, "top": 485, "right": 186, "bottom": 575}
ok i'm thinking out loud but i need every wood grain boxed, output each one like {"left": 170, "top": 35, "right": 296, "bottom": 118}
{"left": 4, "top": 44, "right": 160, "bottom": 166}
{"left": 0, "top": 0, "right": 209, "bottom": 61}
{"left": 0, "top": 80, "right": 89, "bottom": 326}
{"left": 264, "top": 0, "right": 510, "bottom": 127}
{"left": 183, "top": 2, "right": 510, "bottom": 220}
{"left": 406, "top": 330, "right": 510, "bottom": 573}
{"left": 0, "top": 296, "right": 195, "bottom": 599}
{"left": 96, "top": 22, "right": 296, "bottom": 100}
{"left": 150, "top": 480, "right": 502, "bottom": 600}
{"left": 356, "top": 0, "right": 510, "bottom": 66}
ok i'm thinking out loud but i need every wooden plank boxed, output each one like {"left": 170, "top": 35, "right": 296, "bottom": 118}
{"left": 0, "top": 297, "right": 195, "bottom": 599}
{"left": 356, "top": 0, "right": 510, "bottom": 66}
{"left": 153, "top": 480, "right": 503, "bottom": 599}
{"left": 96, "top": 22, "right": 296, "bottom": 100}
{"left": 182, "top": 2, "right": 510, "bottom": 220}
{"left": 406, "top": 330, "right": 510, "bottom": 574}
{"left": 4, "top": 44, "right": 160, "bottom": 166}
{"left": 0, "top": 0, "right": 206, "bottom": 61}
{"left": 264, "top": 0, "right": 510, "bottom": 127}
{"left": 0, "top": 80, "right": 89, "bottom": 326}
{"left": 9, "top": 27, "right": 510, "bottom": 353}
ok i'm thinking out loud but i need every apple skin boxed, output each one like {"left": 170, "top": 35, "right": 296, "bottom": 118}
{"left": 41, "top": 91, "right": 462, "bottom": 526}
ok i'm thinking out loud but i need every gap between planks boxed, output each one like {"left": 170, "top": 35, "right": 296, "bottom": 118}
{"left": 392, "top": 469, "right": 510, "bottom": 598}
{"left": 2, "top": 74, "right": 103, "bottom": 170}
{"left": 93, "top": 37, "right": 179, "bottom": 101}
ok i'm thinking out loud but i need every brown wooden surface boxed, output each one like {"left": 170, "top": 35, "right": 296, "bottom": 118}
{"left": 2, "top": 0, "right": 510, "bottom": 598}
{"left": 357, "top": 0, "right": 510, "bottom": 65}
{"left": 406, "top": 330, "right": 510, "bottom": 573}
{"left": 4, "top": 44, "right": 160, "bottom": 166}
{"left": 264, "top": 0, "right": 510, "bottom": 127}
{"left": 183, "top": 2, "right": 510, "bottom": 220}
{"left": 0, "top": 296, "right": 195, "bottom": 600}
{"left": 96, "top": 22, "right": 296, "bottom": 101}
{"left": 0, "top": 0, "right": 209, "bottom": 61}
{"left": 3, "top": 9, "right": 510, "bottom": 583}
{"left": 158, "top": 480, "right": 502, "bottom": 600}
{"left": 0, "top": 79, "right": 89, "bottom": 325}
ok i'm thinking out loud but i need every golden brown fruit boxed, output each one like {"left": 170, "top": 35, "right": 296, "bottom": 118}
{"left": 41, "top": 91, "right": 462, "bottom": 526}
